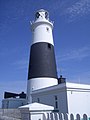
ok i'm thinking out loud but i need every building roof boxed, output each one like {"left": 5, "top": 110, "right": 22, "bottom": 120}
{"left": 19, "top": 102, "right": 54, "bottom": 111}
{"left": 31, "top": 82, "right": 90, "bottom": 95}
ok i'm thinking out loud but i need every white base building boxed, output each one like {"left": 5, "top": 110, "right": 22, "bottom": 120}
{"left": 2, "top": 82, "right": 90, "bottom": 116}
{"left": 30, "top": 82, "right": 90, "bottom": 116}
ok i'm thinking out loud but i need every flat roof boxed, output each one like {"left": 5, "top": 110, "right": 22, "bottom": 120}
{"left": 31, "top": 82, "right": 90, "bottom": 95}
{"left": 19, "top": 102, "right": 54, "bottom": 111}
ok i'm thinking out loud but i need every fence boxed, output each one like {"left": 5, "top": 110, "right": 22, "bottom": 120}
{"left": 0, "top": 109, "right": 90, "bottom": 120}
{"left": 42, "top": 113, "right": 90, "bottom": 120}
{"left": 0, "top": 109, "right": 21, "bottom": 120}
{"left": 20, "top": 109, "right": 90, "bottom": 120}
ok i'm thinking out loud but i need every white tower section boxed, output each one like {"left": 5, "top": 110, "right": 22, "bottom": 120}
{"left": 31, "top": 9, "right": 54, "bottom": 45}
{"left": 27, "top": 9, "right": 58, "bottom": 103}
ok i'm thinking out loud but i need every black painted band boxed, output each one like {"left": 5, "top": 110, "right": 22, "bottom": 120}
{"left": 28, "top": 42, "right": 57, "bottom": 79}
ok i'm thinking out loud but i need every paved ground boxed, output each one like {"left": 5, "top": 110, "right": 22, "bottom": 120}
{"left": 0, "top": 116, "right": 21, "bottom": 120}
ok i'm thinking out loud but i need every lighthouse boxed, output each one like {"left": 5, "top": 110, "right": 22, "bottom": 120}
{"left": 27, "top": 9, "right": 58, "bottom": 103}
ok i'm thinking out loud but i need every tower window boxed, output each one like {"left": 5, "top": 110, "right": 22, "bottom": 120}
{"left": 46, "top": 27, "right": 49, "bottom": 31}
{"left": 35, "top": 12, "right": 40, "bottom": 19}
{"left": 45, "top": 12, "right": 49, "bottom": 19}
{"left": 48, "top": 43, "right": 51, "bottom": 49}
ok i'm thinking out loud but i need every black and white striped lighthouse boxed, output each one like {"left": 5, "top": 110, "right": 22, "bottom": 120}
{"left": 27, "top": 9, "right": 58, "bottom": 103}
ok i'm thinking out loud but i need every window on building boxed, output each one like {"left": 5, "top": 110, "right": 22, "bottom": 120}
{"left": 48, "top": 43, "right": 51, "bottom": 49}
{"left": 54, "top": 95, "right": 58, "bottom": 109}
{"left": 22, "top": 102, "right": 24, "bottom": 106}
{"left": 55, "top": 96, "right": 57, "bottom": 100}
{"left": 35, "top": 12, "right": 40, "bottom": 19}
{"left": 45, "top": 12, "right": 49, "bottom": 19}
{"left": 46, "top": 27, "right": 49, "bottom": 31}
{"left": 37, "top": 98, "right": 40, "bottom": 103}
{"left": 55, "top": 101, "right": 58, "bottom": 109}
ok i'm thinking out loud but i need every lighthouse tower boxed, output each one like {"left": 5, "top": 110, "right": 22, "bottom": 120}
{"left": 27, "top": 9, "right": 58, "bottom": 103}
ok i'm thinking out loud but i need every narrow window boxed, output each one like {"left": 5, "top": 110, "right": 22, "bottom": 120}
{"left": 55, "top": 96, "right": 57, "bottom": 100}
{"left": 45, "top": 12, "right": 49, "bottom": 19}
{"left": 46, "top": 27, "right": 49, "bottom": 31}
{"left": 22, "top": 102, "right": 24, "bottom": 106}
{"left": 48, "top": 43, "right": 51, "bottom": 49}
{"left": 37, "top": 98, "right": 40, "bottom": 103}
{"left": 35, "top": 12, "right": 40, "bottom": 19}
{"left": 55, "top": 101, "right": 58, "bottom": 109}
{"left": 54, "top": 95, "right": 58, "bottom": 109}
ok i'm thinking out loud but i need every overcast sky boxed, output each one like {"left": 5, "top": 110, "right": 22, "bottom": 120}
{"left": 0, "top": 0, "right": 90, "bottom": 107}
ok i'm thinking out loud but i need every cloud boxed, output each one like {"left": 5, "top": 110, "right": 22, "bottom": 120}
{"left": 56, "top": 46, "right": 90, "bottom": 62}
{"left": 47, "top": 0, "right": 90, "bottom": 22}
{"left": 65, "top": 0, "right": 90, "bottom": 22}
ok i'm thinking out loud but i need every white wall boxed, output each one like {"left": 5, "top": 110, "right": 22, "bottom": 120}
{"left": 32, "top": 85, "right": 68, "bottom": 113}
{"left": 67, "top": 90, "right": 90, "bottom": 116}
{"left": 32, "top": 83, "right": 90, "bottom": 115}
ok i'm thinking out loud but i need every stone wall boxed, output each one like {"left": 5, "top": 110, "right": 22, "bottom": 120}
{"left": 0, "top": 109, "right": 21, "bottom": 120}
